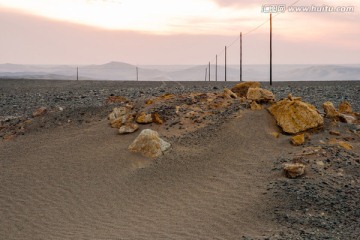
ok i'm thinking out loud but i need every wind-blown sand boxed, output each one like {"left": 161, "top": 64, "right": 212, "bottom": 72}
{"left": 0, "top": 80, "right": 359, "bottom": 239}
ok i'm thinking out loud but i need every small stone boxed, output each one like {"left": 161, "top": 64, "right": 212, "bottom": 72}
{"left": 106, "top": 96, "right": 127, "bottom": 104}
{"left": 32, "top": 107, "right": 47, "bottom": 117}
{"left": 339, "top": 114, "right": 357, "bottom": 124}
{"left": 287, "top": 94, "right": 301, "bottom": 101}
{"left": 3, "top": 134, "right": 15, "bottom": 141}
{"left": 328, "top": 138, "right": 353, "bottom": 150}
{"left": 250, "top": 101, "right": 262, "bottom": 110}
{"left": 175, "top": 106, "right": 181, "bottom": 115}
{"left": 322, "top": 101, "right": 339, "bottom": 118}
{"left": 108, "top": 107, "right": 128, "bottom": 121}
{"left": 338, "top": 141, "right": 353, "bottom": 150}
{"left": 270, "top": 132, "right": 280, "bottom": 138}
{"left": 329, "top": 130, "right": 341, "bottom": 136}
{"left": 160, "top": 93, "right": 175, "bottom": 100}
{"left": 316, "top": 161, "right": 325, "bottom": 167}
{"left": 223, "top": 88, "right": 237, "bottom": 99}
{"left": 338, "top": 101, "right": 352, "bottom": 114}
{"left": 136, "top": 112, "right": 153, "bottom": 124}
{"left": 119, "top": 122, "right": 139, "bottom": 134}
{"left": 300, "top": 146, "right": 323, "bottom": 155}
{"left": 291, "top": 134, "right": 305, "bottom": 146}
{"left": 231, "top": 82, "right": 261, "bottom": 98}
{"left": 145, "top": 99, "right": 154, "bottom": 105}
{"left": 110, "top": 117, "right": 123, "bottom": 129}
{"left": 247, "top": 87, "right": 275, "bottom": 103}
{"left": 283, "top": 163, "right": 306, "bottom": 178}
{"left": 152, "top": 112, "right": 164, "bottom": 125}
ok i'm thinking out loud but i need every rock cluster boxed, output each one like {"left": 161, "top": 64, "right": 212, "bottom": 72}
{"left": 108, "top": 106, "right": 139, "bottom": 134}
{"left": 322, "top": 100, "right": 359, "bottom": 124}
{"left": 108, "top": 91, "right": 242, "bottom": 157}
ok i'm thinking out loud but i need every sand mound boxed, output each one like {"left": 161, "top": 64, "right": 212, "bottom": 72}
{"left": 0, "top": 110, "right": 292, "bottom": 239}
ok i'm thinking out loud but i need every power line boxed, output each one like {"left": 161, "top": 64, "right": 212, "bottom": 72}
{"left": 204, "top": 0, "right": 302, "bottom": 81}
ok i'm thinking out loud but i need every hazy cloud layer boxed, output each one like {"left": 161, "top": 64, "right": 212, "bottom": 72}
{"left": 0, "top": 1, "right": 359, "bottom": 65}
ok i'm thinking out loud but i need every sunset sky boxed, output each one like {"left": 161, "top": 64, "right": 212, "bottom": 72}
{"left": 0, "top": 0, "right": 359, "bottom": 65}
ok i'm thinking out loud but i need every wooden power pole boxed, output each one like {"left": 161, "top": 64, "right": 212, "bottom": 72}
{"left": 216, "top": 55, "right": 218, "bottom": 82}
{"left": 240, "top": 32, "right": 243, "bottom": 82}
{"left": 225, "top": 46, "right": 227, "bottom": 82}
{"left": 270, "top": 13, "right": 273, "bottom": 86}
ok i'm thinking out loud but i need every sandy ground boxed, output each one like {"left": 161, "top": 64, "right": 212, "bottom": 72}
{"left": 0, "top": 80, "right": 359, "bottom": 239}
{"left": 0, "top": 107, "right": 294, "bottom": 239}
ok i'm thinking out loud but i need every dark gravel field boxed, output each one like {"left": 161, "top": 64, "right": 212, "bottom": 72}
{"left": 0, "top": 79, "right": 359, "bottom": 239}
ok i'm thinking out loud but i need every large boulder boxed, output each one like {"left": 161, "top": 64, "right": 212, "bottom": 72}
{"left": 268, "top": 96, "right": 324, "bottom": 134}
{"left": 246, "top": 87, "right": 275, "bottom": 103}
{"left": 231, "top": 82, "right": 260, "bottom": 98}
{"left": 128, "top": 129, "right": 171, "bottom": 158}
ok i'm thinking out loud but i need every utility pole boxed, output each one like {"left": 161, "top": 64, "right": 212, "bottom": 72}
{"left": 136, "top": 66, "right": 139, "bottom": 81}
{"left": 216, "top": 55, "right": 218, "bottom": 82}
{"left": 270, "top": 13, "right": 273, "bottom": 86}
{"left": 208, "top": 62, "right": 210, "bottom": 81}
{"left": 225, "top": 46, "right": 227, "bottom": 82}
{"left": 240, "top": 32, "right": 243, "bottom": 82}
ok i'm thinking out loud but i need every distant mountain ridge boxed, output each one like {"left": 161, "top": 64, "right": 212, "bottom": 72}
{"left": 0, "top": 62, "right": 359, "bottom": 81}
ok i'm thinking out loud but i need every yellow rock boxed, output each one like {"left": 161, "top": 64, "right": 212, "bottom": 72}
{"left": 136, "top": 112, "right": 153, "bottom": 124}
{"left": 250, "top": 101, "right": 262, "bottom": 110}
{"left": 322, "top": 101, "right": 339, "bottom": 118}
{"left": 223, "top": 88, "right": 237, "bottom": 99}
{"left": 247, "top": 87, "right": 275, "bottom": 103}
{"left": 283, "top": 163, "right": 306, "bottom": 178}
{"left": 106, "top": 96, "right": 127, "bottom": 104}
{"left": 328, "top": 138, "right": 353, "bottom": 150}
{"left": 160, "top": 93, "right": 175, "bottom": 100}
{"left": 152, "top": 112, "right": 164, "bottom": 125}
{"left": 110, "top": 118, "right": 123, "bottom": 129}
{"left": 338, "top": 141, "right": 353, "bottom": 150}
{"left": 291, "top": 134, "right": 305, "bottom": 146}
{"left": 268, "top": 97, "right": 324, "bottom": 134}
{"left": 108, "top": 107, "right": 128, "bottom": 121}
{"left": 145, "top": 99, "right": 154, "bottom": 105}
{"left": 270, "top": 131, "right": 280, "bottom": 138}
{"left": 119, "top": 122, "right": 139, "bottom": 134}
{"left": 231, "top": 81, "right": 260, "bottom": 98}
{"left": 338, "top": 101, "right": 352, "bottom": 114}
